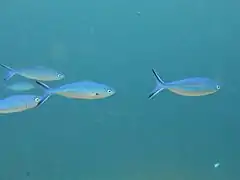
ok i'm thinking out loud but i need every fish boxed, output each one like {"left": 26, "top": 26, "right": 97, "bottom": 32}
{"left": 148, "top": 68, "right": 220, "bottom": 99}
{"left": 0, "top": 64, "right": 65, "bottom": 81}
{"left": 35, "top": 80, "right": 116, "bottom": 103}
{"left": 5, "top": 81, "right": 35, "bottom": 91}
{"left": 0, "top": 94, "right": 50, "bottom": 114}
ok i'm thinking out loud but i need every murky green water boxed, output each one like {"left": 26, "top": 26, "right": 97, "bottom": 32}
{"left": 0, "top": 0, "right": 239, "bottom": 179}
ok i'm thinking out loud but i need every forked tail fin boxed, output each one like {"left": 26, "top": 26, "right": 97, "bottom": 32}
{"left": 148, "top": 69, "right": 166, "bottom": 99}
{"left": 0, "top": 64, "right": 17, "bottom": 81}
{"left": 35, "top": 81, "right": 53, "bottom": 107}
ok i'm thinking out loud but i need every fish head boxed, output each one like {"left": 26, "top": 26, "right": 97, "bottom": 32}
{"left": 23, "top": 95, "right": 42, "bottom": 109}
{"left": 2, "top": 95, "right": 42, "bottom": 112}
{"left": 88, "top": 83, "right": 116, "bottom": 99}
{"left": 55, "top": 71, "right": 65, "bottom": 80}
{"left": 210, "top": 81, "right": 221, "bottom": 92}
{"left": 34, "top": 96, "right": 42, "bottom": 103}
{"left": 215, "top": 84, "right": 221, "bottom": 91}
{"left": 36, "top": 67, "right": 65, "bottom": 80}
{"left": 204, "top": 80, "right": 221, "bottom": 94}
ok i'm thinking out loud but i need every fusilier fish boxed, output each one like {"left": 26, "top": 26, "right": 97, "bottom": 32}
{"left": 0, "top": 64, "right": 65, "bottom": 81}
{"left": 35, "top": 80, "right": 116, "bottom": 103}
{"left": 5, "top": 81, "right": 35, "bottom": 91}
{"left": 149, "top": 68, "right": 220, "bottom": 99}
{"left": 0, "top": 94, "right": 50, "bottom": 114}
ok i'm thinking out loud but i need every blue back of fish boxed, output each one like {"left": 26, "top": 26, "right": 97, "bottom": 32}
{"left": 18, "top": 67, "right": 65, "bottom": 81}
{"left": 46, "top": 81, "right": 115, "bottom": 99}
{"left": 0, "top": 95, "right": 40, "bottom": 113}
{"left": 165, "top": 77, "right": 220, "bottom": 96}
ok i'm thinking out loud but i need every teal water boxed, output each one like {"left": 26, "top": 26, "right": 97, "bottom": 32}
{"left": 0, "top": 0, "right": 239, "bottom": 179}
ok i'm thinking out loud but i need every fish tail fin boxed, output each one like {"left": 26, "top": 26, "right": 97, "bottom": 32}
{"left": 35, "top": 80, "right": 53, "bottom": 94}
{"left": 36, "top": 93, "right": 52, "bottom": 107}
{"left": 148, "top": 68, "right": 166, "bottom": 99}
{"left": 35, "top": 80, "right": 51, "bottom": 90}
{"left": 35, "top": 81, "right": 53, "bottom": 107}
{"left": 0, "top": 64, "right": 17, "bottom": 81}
{"left": 4, "top": 71, "right": 16, "bottom": 81}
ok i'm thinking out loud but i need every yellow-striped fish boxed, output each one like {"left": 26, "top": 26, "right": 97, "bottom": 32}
{"left": 0, "top": 94, "right": 49, "bottom": 114}
{"left": 149, "top": 69, "right": 220, "bottom": 99}
{"left": 0, "top": 64, "right": 65, "bottom": 81}
{"left": 35, "top": 80, "right": 116, "bottom": 104}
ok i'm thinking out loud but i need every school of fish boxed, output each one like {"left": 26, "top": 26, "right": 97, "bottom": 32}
{"left": 0, "top": 64, "right": 220, "bottom": 114}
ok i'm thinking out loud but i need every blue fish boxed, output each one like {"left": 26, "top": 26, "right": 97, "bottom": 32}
{"left": 0, "top": 94, "right": 50, "bottom": 114}
{"left": 0, "top": 64, "right": 65, "bottom": 81}
{"left": 149, "top": 69, "right": 220, "bottom": 99}
{"left": 35, "top": 80, "right": 116, "bottom": 102}
{"left": 5, "top": 81, "right": 35, "bottom": 91}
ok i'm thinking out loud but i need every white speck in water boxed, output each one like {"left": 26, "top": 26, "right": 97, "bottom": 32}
{"left": 214, "top": 163, "right": 220, "bottom": 168}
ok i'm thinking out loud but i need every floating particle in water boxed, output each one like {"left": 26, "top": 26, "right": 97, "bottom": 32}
{"left": 214, "top": 163, "right": 220, "bottom": 168}
{"left": 26, "top": 171, "right": 30, "bottom": 177}
{"left": 136, "top": 11, "right": 141, "bottom": 16}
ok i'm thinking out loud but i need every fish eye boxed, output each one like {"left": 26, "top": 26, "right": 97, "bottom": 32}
{"left": 216, "top": 85, "right": 220, "bottom": 90}
{"left": 107, "top": 89, "right": 112, "bottom": 93}
{"left": 57, "top": 73, "right": 62, "bottom": 77}
{"left": 34, "top": 97, "right": 40, "bottom": 102}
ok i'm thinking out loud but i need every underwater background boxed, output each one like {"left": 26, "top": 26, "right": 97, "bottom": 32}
{"left": 0, "top": 0, "right": 239, "bottom": 179}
